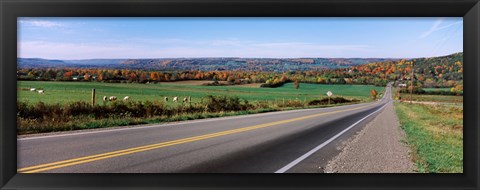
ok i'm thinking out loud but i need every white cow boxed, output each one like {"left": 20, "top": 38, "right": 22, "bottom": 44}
{"left": 37, "top": 90, "right": 44, "bottom": 94}
{"left": 109, "top": 96, "right": 117, "bottom": 101}
{"left": 30, "top": 88, "right": 36, "bottom": 91}
{"left": 164, "top": 97, "right": 168, "bottom": 102}
{"left": 173, "top": 96, "right": 178, "bottom": 102}
{"left": 103, "top": 96, "right": 108, "bottom": 102}
{"left": 123, "top": 96, "right": 130, "bottom": 101}
{"left": 183, "top": 97, "right": 188, "bottom": 103}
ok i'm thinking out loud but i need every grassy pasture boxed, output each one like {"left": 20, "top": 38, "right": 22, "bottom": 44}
{"left": 17, "top": 81, "right": 383, "bottom": 134}
{"left": 18, "top": 81, "right": 384, "bottom": 106}
{"left": 422, "top": 88, "right": 451, "bottom": 92}
{"left": 398, "top": 93, "right": 463, "bottom": 103}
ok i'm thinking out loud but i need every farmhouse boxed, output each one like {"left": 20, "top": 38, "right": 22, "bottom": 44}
{"left": 71, "top": 76, "right": 84, "bottom": 81}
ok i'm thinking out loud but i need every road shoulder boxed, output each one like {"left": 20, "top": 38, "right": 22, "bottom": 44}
{"left": 324, "top": 101, "right": 416, "bottom": 173}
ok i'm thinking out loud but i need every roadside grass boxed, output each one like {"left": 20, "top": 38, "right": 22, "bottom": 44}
{"left": 395, "top": 102, "right": 463, "bottom": 173}
{"left": 17, "top": 108, "right": 274, "bottom": 135}
{"left": 17, "top": 99, "right": 358, "bottom": 135}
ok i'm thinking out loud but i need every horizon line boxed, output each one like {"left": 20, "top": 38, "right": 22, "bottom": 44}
{"left": 17, "top": 52, "right": 463, "bottom": 61}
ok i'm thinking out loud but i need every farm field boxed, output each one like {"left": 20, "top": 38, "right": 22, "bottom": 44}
{"left": 422, "top": 88, "right": 451, "bottom": 92}
{"left": 18, "top": 81, "right": 384, "bottom": 106}
{"left": 398, "top": 93, "right": 463, "bottom": 104}
{"left": 423, "top": 87, "right": 463, "bottom": 95}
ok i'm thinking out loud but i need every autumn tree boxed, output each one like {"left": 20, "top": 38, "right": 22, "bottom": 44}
{"left": 84, "top": 73, "right": 90, "bottom": 81}
{"left": 128, "top": 72, "right": 137, "bottom": 82}
{"left": 455, "top": 84, "right": 463, "bottom": 92}
{"left": 150, "top": 72, "right": 159, "bottom": 81}
{"left": 63, "top": 71, "right": 73, "bottom": 80}
{"left": 98, "top": 73, "right": 105, "bottom": 82}
{"left": 317, "top": 77, "right": 326, "bottom": 84}
{"left": 370, "top": 89, "right": 378, "bottom": 100}
{"left": 227, "top": 76, "right": 235, "bottom": 84}
{"left": 294, "top": 79, "right": 300, "bottom": 89}
{"left": 139, "top": 73, "right": 148, "bottom": 83}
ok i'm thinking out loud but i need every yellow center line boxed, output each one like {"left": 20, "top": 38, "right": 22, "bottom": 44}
{"left": 18, "top": 102, "right": 380, "bottom": 173}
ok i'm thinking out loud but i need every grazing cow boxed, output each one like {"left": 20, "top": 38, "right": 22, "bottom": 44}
{"left": 109, "top": 96, "right": 117, "bottom": 101}
{"left": 30, "top": 88, "right": 36, "bottom": 91}
{"left": 164, "top": 97, "right": 168, "bottom": 102}
{"left": 37, "top": 90, "right": 44, "bottom": 94}
{"left": 173, "top": 96, "right": 178, "bottom": 102}
{"left": 123, "top": 96, "right": 130, "bottom": 101}
{"left": 183, "top": 97, "right": 188, "bottom": 103}
{"left": 103, "top": 96, "right": 108, "bottom": 102}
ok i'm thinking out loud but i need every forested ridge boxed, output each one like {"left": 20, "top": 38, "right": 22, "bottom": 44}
{"left": 17, "top": 52, "right": 462, "bottom": 88}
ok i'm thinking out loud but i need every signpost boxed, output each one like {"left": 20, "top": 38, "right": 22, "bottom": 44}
{"left": 326, "top": 91, "right": 333, "bottom": 105}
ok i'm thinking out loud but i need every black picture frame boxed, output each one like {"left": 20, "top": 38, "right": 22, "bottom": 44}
{"left": 1, "top": 0, "right": 479, "bottom": 189}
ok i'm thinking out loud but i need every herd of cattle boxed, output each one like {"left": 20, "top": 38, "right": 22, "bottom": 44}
{"left": 101, "top": 96, "right": 191, "bottom": 103}
{"left": 30, "top": 88, "right": 45, "bottom": 94}
{"left": 29, "top": 88, "right": 191, "bottom": 103}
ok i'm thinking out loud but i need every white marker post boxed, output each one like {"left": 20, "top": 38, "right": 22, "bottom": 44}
{"left": 326, "top": 91, "right": 333, "bottom": 105}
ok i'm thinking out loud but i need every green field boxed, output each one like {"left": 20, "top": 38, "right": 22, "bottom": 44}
{"left": 423, "top": 87, "right": 463, "bottom": 94}
{"left": 399, "top": 93, "right": 463, "bottom": 103}
{"left": 422, "top": 88, "right": 451, "bottom": 92}
{"left": 18, "top": 81, "right": 384, "bottom": 106}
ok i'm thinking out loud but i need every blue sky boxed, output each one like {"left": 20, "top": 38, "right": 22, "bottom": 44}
{"left": 18, "top": 17, "right": 463, "bottom": 59}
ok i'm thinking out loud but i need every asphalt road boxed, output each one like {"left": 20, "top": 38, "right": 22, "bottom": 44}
{"left": 18, "top": 85, "right": 393, "bottom": 173}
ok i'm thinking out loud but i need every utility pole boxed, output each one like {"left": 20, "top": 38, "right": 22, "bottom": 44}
{"left": 410, "top": 61, "right": 414, "bottom": 104}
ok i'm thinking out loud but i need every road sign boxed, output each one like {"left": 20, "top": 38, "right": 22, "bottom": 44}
{"left": 326, "top": 91, "right": 333, "bottom": 97}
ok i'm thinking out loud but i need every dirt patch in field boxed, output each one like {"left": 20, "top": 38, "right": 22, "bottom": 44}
{"left": 400, "top": 100, "right": 438, "bottom": 105}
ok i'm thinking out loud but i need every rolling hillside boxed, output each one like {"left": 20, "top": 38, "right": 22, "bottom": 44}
{"left": 17, "top": 57, "right": 396, "bottom": 71}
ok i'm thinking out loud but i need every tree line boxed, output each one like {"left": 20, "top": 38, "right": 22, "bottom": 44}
{"left": 17, "top": 53, "right": 463, "bottom": 88}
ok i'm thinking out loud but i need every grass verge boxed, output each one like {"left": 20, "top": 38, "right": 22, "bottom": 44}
{"left": 17, "top": 96, "right": 359, "bottom": 135}
{"left": 395, "top": 102, "right": 463, "bottom": 173}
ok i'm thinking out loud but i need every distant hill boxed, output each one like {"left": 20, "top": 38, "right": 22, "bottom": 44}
{"left": 18, "top": 53, "right": 461, "bottom": 74}
{"left": 17, "top": 58, "right": 127, "bottom": 68}
{"left": 343, "top": 52, "right": 463, "bottom": 87}
{"left": 17, "top": 57, "right": 396, "bottom": 71}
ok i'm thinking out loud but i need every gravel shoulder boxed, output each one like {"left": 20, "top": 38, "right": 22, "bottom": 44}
{"left": 324, "top": 101, "right": 416, "bottom": 173}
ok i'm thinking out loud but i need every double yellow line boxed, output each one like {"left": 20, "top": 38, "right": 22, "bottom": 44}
{"left": 18, "top": 103, "right": 375, "bottom": 173}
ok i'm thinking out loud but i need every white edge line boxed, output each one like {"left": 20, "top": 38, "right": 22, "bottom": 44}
{"left": 274, "top": 101, "right": 390, "bottom": 173}
{"left": 17, "top": 101, "right": 375, "bottom": 141}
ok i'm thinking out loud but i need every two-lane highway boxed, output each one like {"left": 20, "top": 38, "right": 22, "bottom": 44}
{"left": 18, "top": 85, "right": 393, "bottom": 173}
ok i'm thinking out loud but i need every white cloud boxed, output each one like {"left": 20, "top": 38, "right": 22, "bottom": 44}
{"left": 20, "top": 20, "right": 64, "bottom": 28}
{"left": 419, "top": 18, "right": 462, "bottom": 39}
